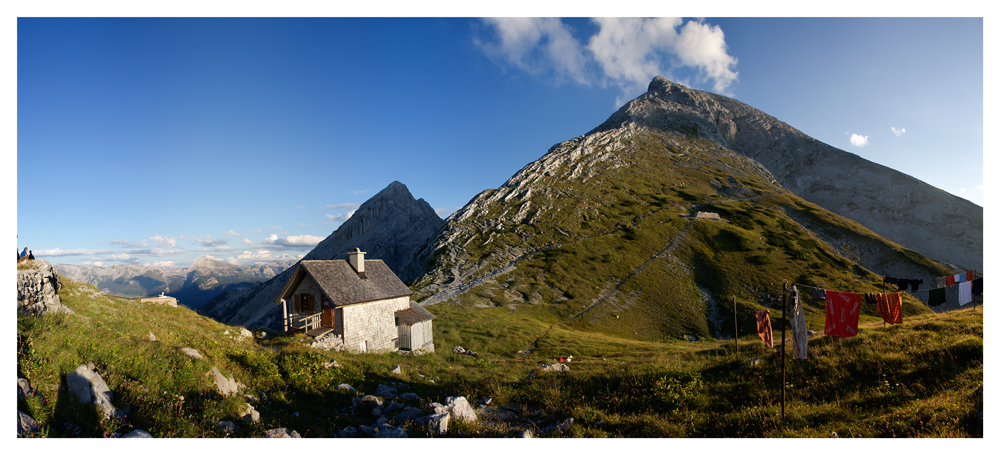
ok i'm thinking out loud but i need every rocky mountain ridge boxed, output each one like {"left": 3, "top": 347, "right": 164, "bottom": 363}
{"left": 607, "top": 76, "right": 982, "bottom": 271}
{"left": 199, "top": 181, "right": 443, "bottom": 331}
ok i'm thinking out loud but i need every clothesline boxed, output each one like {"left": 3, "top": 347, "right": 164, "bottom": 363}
{"left": 790, "top": 275, "right": 983, "bottom": 296}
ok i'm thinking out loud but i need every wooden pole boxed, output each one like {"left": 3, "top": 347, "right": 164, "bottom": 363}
{"left": 974, "top": 270, "right": 977, "bottom": 311}
{"left": 733, "top": 296, "right": 739, "bottom": 355}
{"left": 882, "top": 276, "right": 886, "bottom": 329}
{"left": 781, "top": 281, "right": 787, "bottom": 420}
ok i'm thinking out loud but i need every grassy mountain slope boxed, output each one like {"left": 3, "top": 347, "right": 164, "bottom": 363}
{"left": 411, "top": 129, "right": 953, "bottom": 344}
{"left": 18, "top": 275, "right": 982, "bottom": 437}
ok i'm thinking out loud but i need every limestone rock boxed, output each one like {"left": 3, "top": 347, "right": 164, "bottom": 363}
{"left": 444, "top": 396, "right": 478, "bottom": 423}
{"left": 515, "top": 429, "right": 533, "bottom": 438}
{"left": 148, "top": 332, "right": 157, "bottom": 342}
{"left": 17, "top": 260, "right": 72, "bottom": 316}
{"left": 394, "top": 406, "right": 425, "bottom": 423}
{"left": 240, "top": 403, "right": 260, "bottom": 423}
{"left": 66, "top": 363, "right": 123, "bottom": 421}
{"left": 216, "top": 420, "right": 236, "bottom": 433}
{"left": 264, "top": 427, "right": 301, "bottom": 438}
{"left": 17, "top": 378, "right": 33, "bottom": 401}
{"left": 180, "top": 348, "right": 203, "bottom": 360}
{"left": 401, "top": 392, "right": 420, "bottom": 401}
{"left": 541, "top": 363, "right": 570, "bottom": 372}
{"left": 337, "top": 383, "right": 356, "bottom": 394}
{"left": 391, "top": 364, "right": 402, "bottom": 375}
{"left": 375, "top": 383, "right": 397, "bottom": 398}
{"left": 427, "top": 413, "right": 449, "bottom": 436}
{"left": 17, "top": 410, "right": 41, "bottom": 437}
{"left": 120, "top": 429, "right": 153, "bottom": 438}
{"left": 210, "top": 367, "right": 240, "bottom": 396}
{"left": 376, "top": 426, "right": 408, "bottom": 438}
{"left": 239, "top": 328, "right": 253, "bottom": 338}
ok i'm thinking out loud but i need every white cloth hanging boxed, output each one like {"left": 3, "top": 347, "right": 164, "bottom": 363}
{"left": 959, "top": 281, "right": 973, "bottom": 306}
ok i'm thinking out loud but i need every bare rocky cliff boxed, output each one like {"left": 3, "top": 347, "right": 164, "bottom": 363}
{"left": 595, "top": 76, "right": 981, "bottom": 270}
{"left": 199, "top": 181, "right": 443, "bottom": 330}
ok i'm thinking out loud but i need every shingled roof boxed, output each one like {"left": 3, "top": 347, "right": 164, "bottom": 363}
{"left": 276, "top": 259, "right": 412, "bottom": 307}
{"left": 395, "top": 300, "right": 436, "bottom": 325}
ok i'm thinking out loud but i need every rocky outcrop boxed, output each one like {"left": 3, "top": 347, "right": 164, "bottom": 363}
{"left": 66, "top": 363, "right": 125, "bottom": 421}
{"left": 17, "top": 260, "right": 72, "bottom": 316}
{"left": 599, "top": 76, "right": 982, "bottom": 270}
{"left": 200, "top": 181, "right": 443, "bottom": 331}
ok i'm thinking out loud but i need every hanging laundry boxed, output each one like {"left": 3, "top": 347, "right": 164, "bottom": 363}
{"left": 908, "top": 279, "right": 924, "bottom": 292}
{"left": 825, "top": 291, "right": 861, "bottom": 337}
{"left": 896, "top": 280, "right": 909, "bottom": 291}
{"left": 936, "top": 276, "right": 947, "bottom": 289}
{"left": 928, "top": 287, "right": 947, "bottom": 307}
{"left": 972, "top": 277, "right": 983, "bottom": 296}
{"left": 787, "top": 285, "right": 808, "bottom": 359}
{"left": 756, "top": 310, "right": 773, "bottom": 348}
{"left": 875, "top": 292, "right": 903, "bottom": 325}
{"left": 946, "top": 275, "right": 956, "bottom": 286}
{"left": 955, "top": 273, "right": 967, "bottom": 284}
{"left": 811, "top": 287, "right": 827, "bottom": 302}
{"left": 959, "top": 281, "right": 973, "bottom": 306}
{"left": 884, "top": 276, "right": 898, "bottom": 286}
{"left": 864, "top": 293, "right": 878, "bottom": 308}
{"left": 966, "top": 271, "right": 975, "bottom": 282}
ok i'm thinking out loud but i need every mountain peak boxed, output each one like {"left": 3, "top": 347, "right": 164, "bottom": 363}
{"left": 647, "top": 76, "right": 684, "bottom": 93}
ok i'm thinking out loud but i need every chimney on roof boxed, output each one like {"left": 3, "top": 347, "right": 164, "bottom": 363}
{"left": 348, "top": 247, "right": 366, "bottom": 278}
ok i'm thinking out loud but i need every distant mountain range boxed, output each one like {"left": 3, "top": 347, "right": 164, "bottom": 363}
{"left": 53, "top": 256, "right": 297, "bottom": 309}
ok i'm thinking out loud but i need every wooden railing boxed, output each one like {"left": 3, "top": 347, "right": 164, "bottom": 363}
{"left": 299, "top": 313, "right": 322, "bottom": 332}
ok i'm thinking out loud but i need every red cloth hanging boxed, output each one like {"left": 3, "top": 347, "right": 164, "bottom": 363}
{"left": 756, "top": 310, "right": 773, "bottom": 348}
{"left": 875, "top": 292, "right": 903, "bottom": 325}
{"left": 946, "top": 275, "right": 955, "bottom": 286}
{"left": 825, "top": 291, "right": 861, "bottom": 337}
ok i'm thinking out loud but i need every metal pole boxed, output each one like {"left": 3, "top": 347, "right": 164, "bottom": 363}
{"left": 734, "top": 296, "right": 739, "bottom": 355}
{"left": 781, "top": 281, "right": 787, "bottom": 420}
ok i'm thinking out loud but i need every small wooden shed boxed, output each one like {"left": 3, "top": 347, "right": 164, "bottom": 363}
{"left": 394, "top": 301, "right": 435, "bottom": 352}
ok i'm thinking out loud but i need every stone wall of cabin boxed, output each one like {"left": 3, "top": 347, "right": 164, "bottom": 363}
{"left": 341, "top": 296, "right": 411, "bottom": 353}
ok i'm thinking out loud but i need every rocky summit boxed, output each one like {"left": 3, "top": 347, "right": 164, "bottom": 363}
{"left": 611, "top": 76, "right": 981, "bottom": 271}
{"left": 199, "top": 181, "right": 442, "bottom": 331}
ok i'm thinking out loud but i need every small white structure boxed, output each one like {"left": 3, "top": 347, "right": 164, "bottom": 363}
{"left": 694, "top": 211, "right": 725, "bottom": 222}
{"left": 140, "top": 293, "right": 178, "bottom": 307}
{"left": 275, "top": 249, "right": 434, "bottom": 354}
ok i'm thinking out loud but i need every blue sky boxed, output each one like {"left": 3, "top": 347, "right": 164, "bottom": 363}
{"left": 11, "top": 12, "right": 987, "bottom": 269}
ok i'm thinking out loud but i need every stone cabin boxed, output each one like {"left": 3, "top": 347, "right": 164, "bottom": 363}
{"left": 274, "top": 249, "right": 435, "bottom": 354}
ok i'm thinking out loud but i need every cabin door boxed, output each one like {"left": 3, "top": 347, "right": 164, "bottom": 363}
{"left": 320, "top": 297, "right": 334, "bottom": 327}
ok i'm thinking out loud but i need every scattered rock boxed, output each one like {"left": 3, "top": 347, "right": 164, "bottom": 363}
{"left": 515, "top": 429, "right": 533, "bottom": 438}
{"left": 240, "top": 328, "right": 253, "bottom": 338}
{"left": 394, "top": 406, "right": 425, "bottom": 423}
{"left": 359, "top": 425, "right": 375, "bottom": 435}
{"left": 148, "top": 332, "right": 157, "bottom": 342}
{"left": 807, "top": 330, "right": 818, "bottom": 337}
{"left": 401, "top": 392, "right": 420, "bottom": 401}
{"left": 453, "top": 345, "right": 478, "bottom": 356}
{"left": 444, "top": 396, "right": 478, "bottom": 423}
{"left": 264, "top": 427, "right": 301, "bottom": 438}
{"left": 339, "top": 426, "right": 358, "bottom": 437}
{"left": 375, "top": 384, "right": 397, "bottom": 398}
{"left": 541, "top": 363, "right": 570, "bottom": 372}
{"left": 391, "top": 365, "right": 402, "bottom": 375}
{"left": 17, "top": 410, "right": 41, "bottom": 437}
{"left": 66, "top": 363, "right": 124, "bottom": 421}
{"left": 479, "top": 397, "right": 492, "bottom": 406}
{"left": 223, "top": 330, "right": 230, "bottom": 335}
{"left": 684, "top": 335, "right": 697, "bottom": 342}
{"left": 180, "top": 348, "right": 203, "bottom": 360}
{"left": 216, "top": 420, "right": 237, "bottom": 433}
{"left": 376, "top": 426, "right": 408, "bottom": 438}
{"left": 749, "top": 357, "right": 762, "bottom": 367}
{"left": 337, "top": 383, "right": 356, "bottom": 394}
{"left": 120, "top": 429, "right": 153, "bottom": 438}
{"left": 384, "top": 401, "right": 405, "bottom": 414}
{"left": 310, "top": 332, "right": 346, "bottom": 351}
{"left": 240, "top": 403, "right": 260, "bottom": 423}
{"left": 321, "top": 360, "right": 341, "bottom": 369}
{"left": 210, "top": 367, "right": 240, "bottom": 396}
{"left": 427, "top": 413, "right": 449, "bottom": 436}
{"left": 18, "top": 377, "right": 33, "bottom": 401}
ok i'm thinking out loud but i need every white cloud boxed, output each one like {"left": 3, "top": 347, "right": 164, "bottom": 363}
{"left": 269, "top": 226, "right": 282, "bottom": 231}
{"left": 192, "top": 235, "right": 227, "bottom": 247}
{"left": 84, "top": 261, "right": 104, "bottom": 266}
{"left": 325, "top": 210, "right": 356, "bottom": 224}
{"left": 349, "top": 190, "right": 369, "bottom": 196}
{"left": 261, "top": 234, "right": 325, "bottom": 248}
{"left": 222, "top": 230, "right": 241, "bottom": 238}
{"left": 238, "top": 249, "right": 274, "bottom": 260}
{"left": 226, "top": 257, "right": 240, "bottom": 265}
{"left": 144, "top": 260, "right": 175, "bottom": 268}
{"left": 324, "top": 203, "right": 361, "bottom": 210}
{"left": 891, "top": 127, "right": 906, "bottom": 137}
{"left": 849, "top": 133, "right": 870, "bottom": 147}
{"left": 478, "top": 17, "right": 739, "bottom": 100}
{"left": 36, "top": 247, "right": 114, "bottom": 257}
{"left": 146, "top": 234, "right": 177, "bottom": 247}
{"left": 241, "top": 238, "right": 254, "bottom": 245}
